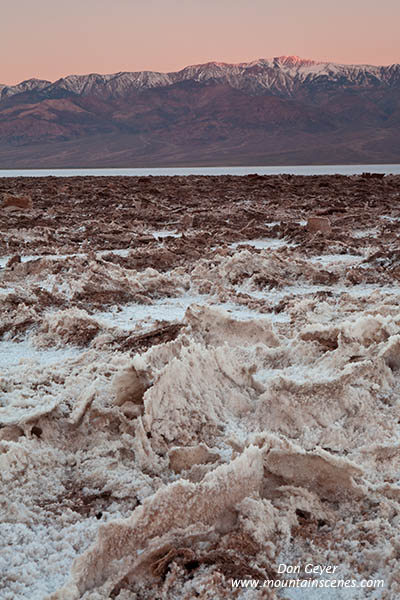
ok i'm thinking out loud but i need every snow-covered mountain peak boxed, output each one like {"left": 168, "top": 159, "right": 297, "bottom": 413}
{"left": 273, "top": 55, "right": 319, "bottom": 67}
{"left": 0, "top": 78, "right": 51, "bottom": 100}
{"left": 1, "top": 57, "right": 399, "bottom": 102}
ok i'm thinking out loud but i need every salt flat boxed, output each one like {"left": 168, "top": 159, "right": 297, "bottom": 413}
{"left": 1, "top": 174, "right": 399, "bottom": 599}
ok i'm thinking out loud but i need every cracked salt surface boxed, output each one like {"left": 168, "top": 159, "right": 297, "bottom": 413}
{"left": 308, "top": 253, "right": 364, "bottom": 265}
{"left": 254, "top": 363, "right": 340, "bottom": 386}
{"left": 0, "top": 340, "right": 81, "bottom": 368}
{"left": 98, "top": 248, "right": 130, "bottom": 257}
{"left": 94, "top": 295, "right": 286, "bottom": 331}
{"left": 211, "top": 302, "right": 290, "bottom": 323}
{"left": 230, "top": 238, "right": 295, "bottom": 250}
{"left": 94, "top": 294, "right": 208, "bottom": 330}
{"left": 337, "top": 283, "right": 400, "bottom": 297}
{"left": 151, "top": 230, "right": 182, "bottom": 239}
{"left": 380, "top": 215, "right": 400, "bottom": 223}
{"left": 0, "top": 253, "right": 83, "bottom": 268}
{"left": 240, "top": 282, "right": 400, "bottom": 307}
{"left": 0, "top": 243, "right": 187, "bottom": 269}
{"left": 353, "top": 228, "right": 379, "bottom": 239}
{"left": 0, "top": 248, "right": 134, "bottom": 268}
{"left": 0, "top": 237, "right": 297, "bottom": 268}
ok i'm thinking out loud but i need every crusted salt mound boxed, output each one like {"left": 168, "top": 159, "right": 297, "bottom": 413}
{"left": 33, "top": 308, "right": 101, "bottom": 347}
{"left": 11, "top": 298, "right": 392, "bottom": 598}
{"left": 184, "top": 303, "right": 281, "bottom": 348}
{"left": 52, "top": 446, "right": 264, "bottom": 599}
{"left": 2, "top": 290, "right": 400, "bottom": 598}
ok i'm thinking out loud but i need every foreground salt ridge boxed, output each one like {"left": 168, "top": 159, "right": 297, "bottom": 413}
{"left": 2, "top": 245, "right": 400, "bottom": 598}
{"left": 2, "top": 172, "right": 400, "bottom": 599}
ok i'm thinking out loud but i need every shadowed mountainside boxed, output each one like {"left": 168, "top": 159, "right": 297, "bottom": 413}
{"left": 0, "top": 56, "right": 399, "bottom": 167}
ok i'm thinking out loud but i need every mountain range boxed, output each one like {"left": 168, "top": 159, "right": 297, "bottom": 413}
{"left": 0, "top": 56, "right": 399, "bottom": 168}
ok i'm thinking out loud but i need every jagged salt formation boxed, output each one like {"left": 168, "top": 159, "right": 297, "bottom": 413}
{"left": 2, "top": 291, "right": 400, "bottom": 598}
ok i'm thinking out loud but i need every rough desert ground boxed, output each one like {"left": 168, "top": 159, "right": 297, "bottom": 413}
{"left": 1, "top": 174, "right": 400, "bottom": 599}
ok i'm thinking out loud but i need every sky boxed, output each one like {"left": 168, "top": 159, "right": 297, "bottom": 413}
{"left": 1, "top": 0, "right": 399, "bottom": 85}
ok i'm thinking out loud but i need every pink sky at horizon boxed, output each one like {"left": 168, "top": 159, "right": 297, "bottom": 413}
{"left": 1, "top": 0, "right": 399, "bottom": 85}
